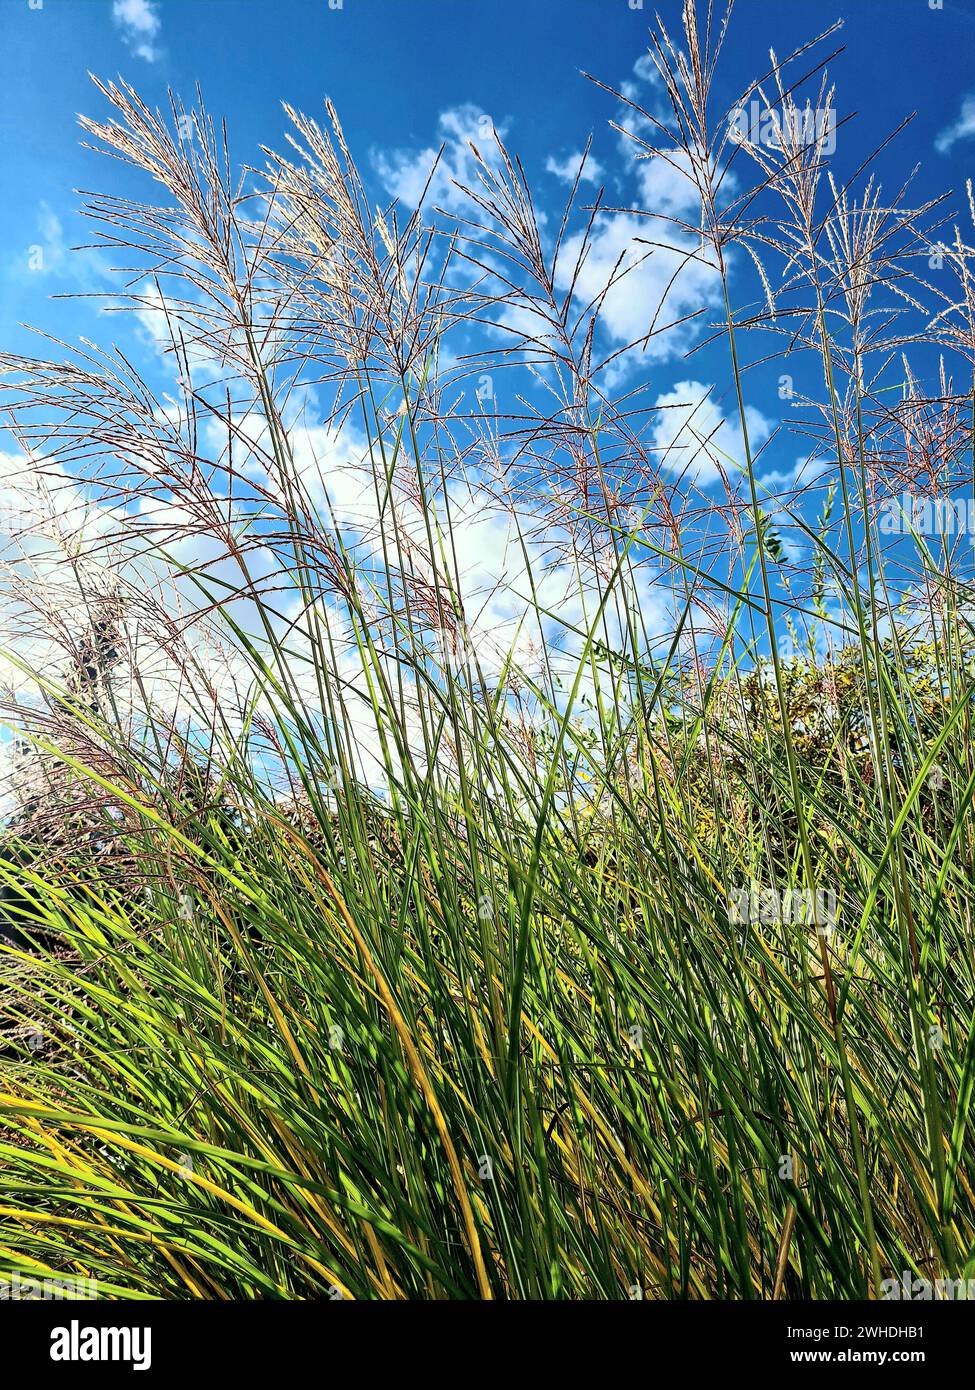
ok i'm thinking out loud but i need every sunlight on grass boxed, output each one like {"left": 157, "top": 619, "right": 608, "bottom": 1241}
{"left": 1, "top": 2, "right": 974, "bottom": 1300}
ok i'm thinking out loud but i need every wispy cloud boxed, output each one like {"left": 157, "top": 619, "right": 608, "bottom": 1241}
{"left": 112, "top": 0, "right": 163, "bottom": 64}
{"left": 632, "top": 53, "right": 659, "bottom": 86}
{"left": 935, "top": 92, "right": 975, "bottom": 153}
{"left": 545, "top": 150, "right": 604, "bottom": 185}
{"left": 650, "top": 381, "right": 773, "bottom": 488}
{"left": 30, "top": 201, "right": 66, "bottom": 275}
{"left": 614, "top": 52, "right": 666, "bottom": 158}
{"left": 10, "top": 201, "right": 112, "bottom": 289}
{"left": 373, "top": 104, "right": 510, "bottom": 212}
{"left": 554, "top": 211, "right": 723, "bottom": 365}
{"left": 371, "top": 81, "right": 732, "bottom": 379}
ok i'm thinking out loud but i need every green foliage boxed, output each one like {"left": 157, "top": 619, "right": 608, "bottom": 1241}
{"left": 2, "top": 4, "right": 975, "bottom": 1303}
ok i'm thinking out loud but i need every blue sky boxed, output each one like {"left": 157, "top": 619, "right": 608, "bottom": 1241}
{"left": 5, "top": 0, "right": 975, "bottom": 377}
{"left": 2, "top": 0, "right": 975, "bottom": 695}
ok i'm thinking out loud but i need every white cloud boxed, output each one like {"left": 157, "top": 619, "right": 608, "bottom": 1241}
{"left": 554, "top": 212, "right": 722, "bottom": 362}
{"left": 757, "top": 456, "right": 832, "bottom": 492}
{"left": 14, "top": 201, "right": 115, "bottom": 288}
{"left": 632, "top": 53, "right": 659, "bottom": 86}
{"left": 200, "top": 404, "right": 609, "bottom": 683}
{"left": 936, "top": 93, "right": 975, "bottom": 154}
{"left": 131, "top": 279, "right": 176, "bottom": 353}
{"left": 545, "top": 151, "right": 604, "bottom": 185}
{"left": 615, "top": 79, "right": 654, "bottom": 157}
{"left": 36, "top": 202, "right": 63, "bottom": 248}
{"left": 373, "top": 104, "right": 509, "bottom": 213}
{"left": 112, "top": 0, "right": 162, "bottom": 64}
{"left": 614, "top": 48, "right": 671, "bottom": 163}
{"left": 635, "top": 150, "right": 711, "bottom": 216}
{"left": 199, "top": 409, "right": 381, "bottom": 541}
{"left": 0, "top": 421, "right": 683, "bottom": 806}
{"left": 18, "top": 202, "right": 67, "bottom": 279}
{"left": 542, "top": 77, "right": 731, "bottom": 372}
{"left": 373, "top": 98, "right": 728, "bottom": 373}
{"left": 649, "top": 380, "right": 773, "bottom": 488}
{"left": 130, "top": 280, "right": 226, "bottom": 379}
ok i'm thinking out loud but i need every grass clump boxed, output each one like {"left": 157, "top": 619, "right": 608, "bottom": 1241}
{"left": 1, "top": 2, "right": 975, "bottom": 1299}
